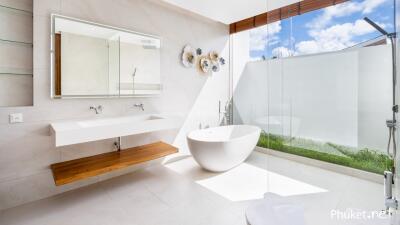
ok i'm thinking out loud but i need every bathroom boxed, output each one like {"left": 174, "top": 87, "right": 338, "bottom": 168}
{"left": 0, "top": 0, "right": 399, "bottom": 224}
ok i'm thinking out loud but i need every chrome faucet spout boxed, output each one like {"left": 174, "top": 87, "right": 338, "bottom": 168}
{"left": 133, "top": 103, "right": 144, "bottom": 111}
{"left": 89, "top": 105, "right": 103, "bottom": 114}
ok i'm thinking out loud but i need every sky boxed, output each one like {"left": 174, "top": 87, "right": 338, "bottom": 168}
{"left": 249, "top": 0, "right": 395, "bottom": 59}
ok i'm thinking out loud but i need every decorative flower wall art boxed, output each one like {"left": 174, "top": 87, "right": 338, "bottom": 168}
{"left": 181, "top": 45, "right": 196, "bottom": 68}
{"left": 181, "top": 44, "right": 225, "bottom": 74}
{"left": 199, "top": 56, "right": 212, "bottom": 73}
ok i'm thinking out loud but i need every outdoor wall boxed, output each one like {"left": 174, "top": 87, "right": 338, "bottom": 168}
{"left": 357, "top": 45, "right": 392, "bottom": 150}
{"left": 234, "top": 45, "right": 391, "bottom": 151}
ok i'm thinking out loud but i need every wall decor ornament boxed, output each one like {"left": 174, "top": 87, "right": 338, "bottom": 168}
{"left": 181, "top": 44, "right": 225, "bottom": 74}
{"left": 211, "top": 62, "right": 220, "bottom": 72}
{"left": 196, "top": 48, "right": 202, "bottom": 55}
{"left": 181, "top": 45, "right": 196, "bottom": 68}
{"left": 199, "top": 56, "right": 212, "bottom": 73}
{"left": 219, "top": 57, "right": 226, "bottom": 65}
{"left": 209, "top": 51, "right": 219, "bottom": 62}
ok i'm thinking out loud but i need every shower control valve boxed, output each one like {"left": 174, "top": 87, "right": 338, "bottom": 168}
{"left": 392, "top": 105, "right": 398, "bottom": 113}
{"left": 386, "top": 120, "right": 397, "bottom": 128}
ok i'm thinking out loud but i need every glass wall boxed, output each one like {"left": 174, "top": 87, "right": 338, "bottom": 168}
{"left": 395, "top": 0, "right": 400, "bottom": 219}
{"left": 232, "top": 0, "right": 394, "bottom": 174}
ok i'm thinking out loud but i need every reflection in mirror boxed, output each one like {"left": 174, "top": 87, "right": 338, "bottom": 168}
{"left": 120, "top": 34, "right": 161, "bottom": 96}
{"left": 51, "top": 15, "right": 161, "bottom": 98}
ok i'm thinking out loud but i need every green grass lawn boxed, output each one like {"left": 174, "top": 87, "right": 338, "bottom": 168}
{"left": 257, "top": 132, "right": 393, "bottom": 174}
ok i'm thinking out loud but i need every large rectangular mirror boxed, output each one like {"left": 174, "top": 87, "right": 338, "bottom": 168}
{"left": 51, "top": 15, "right": 161, "bottom": 98}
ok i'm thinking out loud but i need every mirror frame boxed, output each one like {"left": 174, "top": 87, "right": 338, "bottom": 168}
{"left": 50, "top": 14, "right": 162, "bottom": 99}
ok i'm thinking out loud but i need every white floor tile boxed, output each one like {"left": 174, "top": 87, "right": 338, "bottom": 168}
{"left": 0, "top": 152, "right": 386, "bottom": 225}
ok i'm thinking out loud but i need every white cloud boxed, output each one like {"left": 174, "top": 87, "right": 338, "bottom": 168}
{"left": 249, "top": 0, "right": 388, "bottom": 56}
{"left": 295, "top": 41, "right": 320, "bottom": 54}
{"left": 307, "top": 0, "right": 387, "bottom": 30}
{"left": 363, "top": 0, "right": 387, "bottom": 13}
{"left": 271, "top": 47, "right": 294, "bottom": 58}
{"left": 308, "top": 2, "right": 362, "bottom": 30}
{"left": 296, "top": 19, "right": 382, "bottom": 54}
{"left": 250, "top": 21, "right": 281, "bottom": 51}
{"left": 297, "top": 0, "right": 388, "bottom": 55}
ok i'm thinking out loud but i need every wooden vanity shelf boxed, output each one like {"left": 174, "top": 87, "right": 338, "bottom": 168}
{"left": 50, "top": 142, "right": 178, "bottom": 186}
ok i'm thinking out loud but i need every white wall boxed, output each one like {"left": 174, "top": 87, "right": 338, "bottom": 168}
{"left": 0, "top": 0, "right": 229, "bottom": 210}
{"left": 234, "top": 45, "right": 391, "bottom": 150}
{"left": 0, "top": 0, "right": 33, "bottom": 106}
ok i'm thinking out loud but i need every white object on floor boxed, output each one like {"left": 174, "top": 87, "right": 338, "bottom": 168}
{"left": 187, "top": 125, "right": 261, "bottom": 172}
{"left": 246, "top": 193, "right": 306, "bottom": 225}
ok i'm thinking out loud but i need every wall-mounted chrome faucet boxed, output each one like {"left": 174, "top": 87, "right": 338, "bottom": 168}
{"left": 132, "top": 67, "right": 137, "bottom": 94}
{"left": 132, "top": 67, "right": 137, "bottom": 77}
{"left": 133, "top": 103, "right": 144, "bottom": 111}
{"left": 199, "top": 123, "right": 210, "bottom": 129}
{"left": 89, "top": 105, "right": 103, "bottom": 114}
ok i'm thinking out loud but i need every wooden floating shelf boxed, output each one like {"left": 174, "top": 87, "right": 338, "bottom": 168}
{"left": 50, "top": 141, "right": 178, "bottom": 186}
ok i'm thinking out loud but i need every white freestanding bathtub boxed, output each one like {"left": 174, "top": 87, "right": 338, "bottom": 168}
{"left": 187, "top": 125, "right": 261, "bottom": 172}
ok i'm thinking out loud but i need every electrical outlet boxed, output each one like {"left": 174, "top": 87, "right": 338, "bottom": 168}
{"left": 9, "top": 113, "right": 23, "bottom": 124}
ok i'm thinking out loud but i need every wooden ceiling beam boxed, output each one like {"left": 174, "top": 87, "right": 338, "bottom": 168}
{"left": 229, "top": 0, "right": 349, "bottom": 34}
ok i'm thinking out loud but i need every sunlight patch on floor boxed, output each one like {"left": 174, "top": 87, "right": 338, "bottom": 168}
{"left": 166, "top": 157, "right": 327, "bottom": 202}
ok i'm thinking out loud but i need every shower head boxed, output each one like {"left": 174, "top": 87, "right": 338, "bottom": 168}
{"left": 364, "top": 17, "right": 389, "bottom": 36}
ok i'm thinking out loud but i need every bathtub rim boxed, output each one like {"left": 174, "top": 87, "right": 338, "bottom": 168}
{"left": 187, "top": 125, "right": 261, "bottom": 143}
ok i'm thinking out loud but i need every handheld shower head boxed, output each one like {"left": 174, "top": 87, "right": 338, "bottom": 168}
{"left": 363, "top": 17, "right": 389, "bottom": 36}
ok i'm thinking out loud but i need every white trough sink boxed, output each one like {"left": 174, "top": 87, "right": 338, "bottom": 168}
{"left": 50, "top": 114, "right": 182, "bottom": 147}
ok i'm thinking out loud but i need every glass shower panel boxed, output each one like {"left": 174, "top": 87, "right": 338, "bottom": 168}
{"left": 264, "top": 20, "right": 286, "bottom": 152}
{"left": 252, "top": 17, "right": 293, "bottom": 152}
{"left": 233, "top": 0, "right": 397, "bottom": 222}
{"left": 233, "top": 1, "right": 394, "bottom": 175}
{"left": 232, "top": 28, "right": 268, "bottom": 129}
{"left": 278, "top": 12, "right": 393, "bottom": 175}
{"left": 285, "top": 49, "right": 358, "bottom": 153}
{"left": 395, "top": 0, "right": 400, "bottom": 217}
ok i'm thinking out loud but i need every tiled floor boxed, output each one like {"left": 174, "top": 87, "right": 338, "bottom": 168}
{"left": 0, "top": 152, "right": 389, "bottom": 225}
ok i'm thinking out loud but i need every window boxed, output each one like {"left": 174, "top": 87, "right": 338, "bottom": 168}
{"left": 249, "top": 0, "right": 394, "bottom": 60}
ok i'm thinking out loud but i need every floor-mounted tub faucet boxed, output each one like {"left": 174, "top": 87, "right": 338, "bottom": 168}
{"left": 384, "top": 171, "right": 398, "bottom": 214}
{"left": 219, "top": 100, "right": 231, "bottom": 126}
{"left": 133, "top": 103, "right": 144, "bottom": 111}
{"left": 89, "top": 105, "right": 103, "bottom": 114}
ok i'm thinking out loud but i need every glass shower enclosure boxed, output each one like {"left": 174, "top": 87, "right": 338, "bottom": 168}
{"left": 231, "top": 0, "right": 394, "bottom": 176}
{"left": 230, "top": 0, "right": 397, "bottom": 223}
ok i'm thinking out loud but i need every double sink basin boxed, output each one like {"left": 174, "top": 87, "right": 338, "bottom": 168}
{"left": 50, "top": 114, "right": 182, "bottom": 147}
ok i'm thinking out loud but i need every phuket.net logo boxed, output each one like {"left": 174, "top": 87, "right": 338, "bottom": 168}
{"left": 330, "top": 208, "right": 390, "bottom": 221}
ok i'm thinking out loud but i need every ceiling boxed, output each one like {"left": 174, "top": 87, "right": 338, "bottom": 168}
{"left": 162, "top": 0, "right": 302, "bottom": 24}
